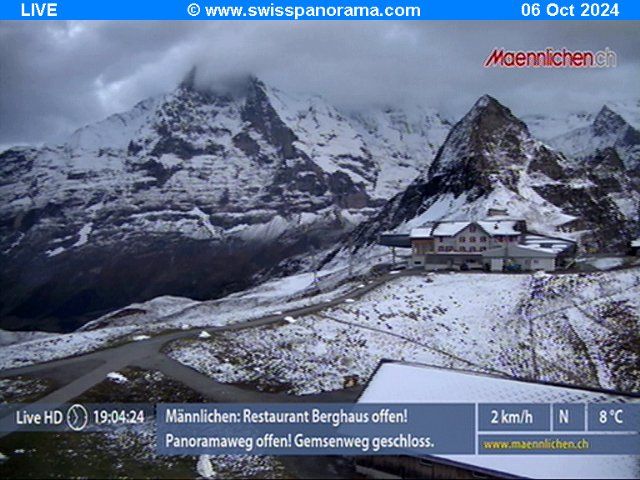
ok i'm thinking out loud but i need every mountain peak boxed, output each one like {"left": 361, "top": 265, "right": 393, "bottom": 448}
{"left": 474, "top": 94, "right": 500, "bottom": 109}
{"left": 462, "top": 94, "right": 522, "bottom": 128}
{"left": 177, "top": 68, "right": 265, "bottom": 99}
{"left": 593, "top": 105, "right": 628, "bottom": 136}
{"left": 454, "top": 94, "right": 527, "bottom": 138}
{"left": 179, "top": 66, "right": 198, "bottom": 91}
{"left": 425, "top": 96, "right": 534, "bottom": 186}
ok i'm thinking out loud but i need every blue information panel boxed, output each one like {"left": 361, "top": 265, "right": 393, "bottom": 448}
{"left": 1, "top": 402, "right": 638, "bottom": 456}
{"left": 479, "top": 403, "right": 551, "bottom": 432}
{"left": 553, "top": 403, "right": 585, "bottom": 432}
{"left": 156, "top": 403, "right": 476, "bottom": 455}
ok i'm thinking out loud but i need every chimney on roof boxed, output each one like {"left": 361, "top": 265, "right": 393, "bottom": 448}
{"left": 487, "top": 208, "right": 509, "bottom": 217}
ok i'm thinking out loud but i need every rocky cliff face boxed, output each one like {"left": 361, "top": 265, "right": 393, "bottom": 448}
{"left": 0, "top": 74, "right": 450, "bottom": 331}
{"left": 335, "top": 96, "right": 639, "bottom": 261}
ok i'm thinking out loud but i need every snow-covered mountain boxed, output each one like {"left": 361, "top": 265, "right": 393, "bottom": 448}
{"left": 524, "top": 99, "right": 640, "bottom": 141}
{"left": 524, "top": 111, "right": 595, "bottom": 142}
{"left": 0, "top": 72, "right": 450, "bottom": 331}
{"left": 546, "top": 105, "right": 640, "bottom": 174}
{"left": 334, "top": 95, "right": 639, "bottom": 263}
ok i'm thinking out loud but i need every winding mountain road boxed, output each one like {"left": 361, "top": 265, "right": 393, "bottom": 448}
{"left": 0, "top": 270, "right": 414, "bottom": 413}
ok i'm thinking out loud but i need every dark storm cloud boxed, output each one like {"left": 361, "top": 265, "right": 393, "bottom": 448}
{"left": 1, "top": 21, "right": 638, "bottom": 146}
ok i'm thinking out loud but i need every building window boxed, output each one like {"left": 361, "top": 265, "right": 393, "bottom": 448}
{"left": 480, "top": 236, "right": 487, "bottom": 242}
{"left": 469, "top": 236, "right": 476, "bottom": 242}
{"left": 447, "top": 246, "right": 454, "bottom": 252}
{"left": 469, "top": 246, "right": 476, "bottom": 252}
{"left": 497, "top": 236, "right": 503, "bottom": 242}
{"left": 470, "top": 224, "right": 477, "bottom": 232}
{"left": 439, "top": 237, "right": 444, "bottom": 242}
{"left": 460, "top": 246, "right": 466, "bottom": 252}
{"left": 460, "top": 237, "right": 466, "bottom": 243}
{"left": 438, "top": 246, "right": 444, "bottom": 252}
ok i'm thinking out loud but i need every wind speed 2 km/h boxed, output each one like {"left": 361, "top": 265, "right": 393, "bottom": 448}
{"left": 521, "top": 2, "right": 620, "bottom": 17}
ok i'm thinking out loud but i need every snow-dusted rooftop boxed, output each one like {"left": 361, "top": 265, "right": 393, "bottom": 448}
{"left": 431, "top": 221, "right": 470, "bottom": 237}
{"left": 411, "top": 219, "right": 524, "bottom": 238}
{"left": 524, "top": 234, "right": 574, "bottom": 254}
{"left": 482, "top": 243, "right": 559, "bottom": 257}
{"left": 409, "top": 228, "right": 433, "bottom": 239}
{"left": 358, "top": 361, "right": 639, "bottom": 479}
{"left": 632, "top": 238, "right": 640, "bottom": 248}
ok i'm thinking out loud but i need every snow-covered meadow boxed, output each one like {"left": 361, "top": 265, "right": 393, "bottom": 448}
{"left": 168, "top": 269, "right": 640, "bottom": 395}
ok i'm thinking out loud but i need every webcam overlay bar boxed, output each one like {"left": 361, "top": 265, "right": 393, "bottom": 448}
{"left": 1, "top": 403, "right": 638, "bottom": 456}
{"left": 1, "top": 0, "right": 640, "bottom": 20}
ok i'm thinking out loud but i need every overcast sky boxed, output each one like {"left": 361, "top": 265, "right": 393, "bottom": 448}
{"left": 1, "top": 21, "right": 638, "bottom": 146}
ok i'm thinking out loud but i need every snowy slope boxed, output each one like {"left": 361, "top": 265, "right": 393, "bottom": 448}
{"left": 168, "top": 269, "right": 640, "bottom": 395}
{"left": 266, "top": 86, "right": 451, "bottom": 200}
{"left": 349, "top": 106, "right": 451, "bottom": 199}
{"left": 524, "top": 111, "right": 594, "bottom": 142}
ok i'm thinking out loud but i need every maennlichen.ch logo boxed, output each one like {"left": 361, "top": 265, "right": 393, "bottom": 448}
{"left": 484, "top": 47, "right": 617, "bottom": 68}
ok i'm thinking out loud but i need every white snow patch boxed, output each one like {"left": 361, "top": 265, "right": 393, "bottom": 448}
{"left": 582, "top": 257, "right": 625, "bottom": 270}
{"left": 71, "top": 222, "right": 93, "bottom": 247}
{"left": 106, "top": 372, "right": 128, "bottom": 384}
{"left": 45, "top": 246, "right": 66, "bottom": 257}
{"left": 197, "top": 455, "right": 216, "bottom": 479}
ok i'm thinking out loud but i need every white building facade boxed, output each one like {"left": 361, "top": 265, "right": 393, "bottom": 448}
{"left": 409, "top": 217, "right": 573, "bottom": 272}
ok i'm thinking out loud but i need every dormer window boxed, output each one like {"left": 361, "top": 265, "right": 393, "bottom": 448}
{"left": 469, "top": 225, "right": 477, "bottom": 232}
